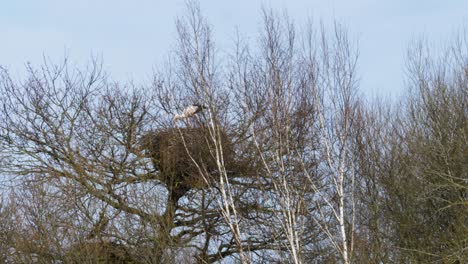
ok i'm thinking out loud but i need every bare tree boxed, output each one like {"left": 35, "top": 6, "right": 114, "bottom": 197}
{"left": 5, "top": 2, "right": 464, "bottom": 264}
{"left": 0, "top": 59, "right": 164, "bottom": 262}
{"left": 349, "top": 30, "right": 467, "bottom": 263}
{"left": 226, "top": 9, "right": 360, "bottom": 263}
{"left": 391, "top": 32, "right": 467, "bottom": 262}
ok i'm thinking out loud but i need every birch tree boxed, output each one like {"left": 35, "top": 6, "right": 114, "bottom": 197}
{"left": 228, "top": 11, "right": 360, "bottom": 263}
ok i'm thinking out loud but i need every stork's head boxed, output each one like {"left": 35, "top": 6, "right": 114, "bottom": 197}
{"left": 192, "top": 104, "right": 207, "bottom": 110}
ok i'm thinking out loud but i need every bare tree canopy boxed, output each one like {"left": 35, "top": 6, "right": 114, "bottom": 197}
{"left": 0, "top": 2, "right": 466, "bottom": 264}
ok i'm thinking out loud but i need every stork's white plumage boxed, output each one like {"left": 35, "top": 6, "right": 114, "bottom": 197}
{"left": 174, "top": 104, "right": 205, "bottom": 121}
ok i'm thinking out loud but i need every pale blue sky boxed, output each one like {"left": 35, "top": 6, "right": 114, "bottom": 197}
{"left": 1, "top": 0, "right": 467, "bottom": 97}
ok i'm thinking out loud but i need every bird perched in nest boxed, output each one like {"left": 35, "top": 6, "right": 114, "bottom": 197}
{"left": 173, "top": 104, "right": 206, "bottom": 121}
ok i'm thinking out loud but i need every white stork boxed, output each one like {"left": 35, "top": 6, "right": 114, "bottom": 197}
{"left": 173, "top": 104, "right": 206, "bottom": 121}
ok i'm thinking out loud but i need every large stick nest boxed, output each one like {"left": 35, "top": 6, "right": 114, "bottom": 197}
{"left": 141, "top": 127, "right": 239, "bottom": 193}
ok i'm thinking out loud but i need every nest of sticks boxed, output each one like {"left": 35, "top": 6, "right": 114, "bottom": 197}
{"left": 141, "top": 127, "right": 240, "bottom": 200}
